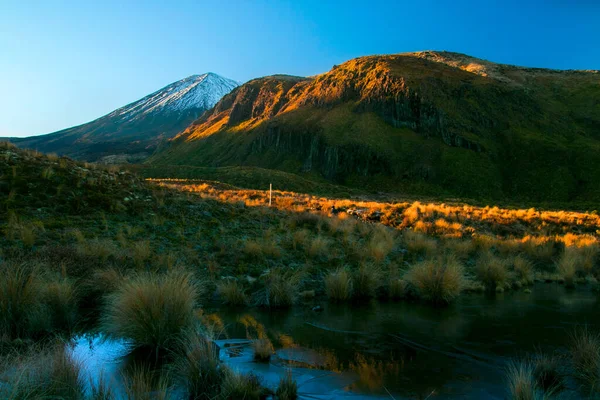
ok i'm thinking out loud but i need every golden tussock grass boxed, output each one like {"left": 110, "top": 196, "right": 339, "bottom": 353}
{"left": 101, "top": 270, "right": 201, "bottom": 351}
{"left": 476, "top": 251, "right": 509, "bottom": 291}
{"left": 253, "top": 338, "right": 274, "bottom": 362}
{"left": 405, "top": 256, "right": 465, "bottom": 305}
{"left": 324, "top": 268, "right": 353, "bottom": 302}
{"left": 217, "top": 280, "right": 248, "bottom": 306}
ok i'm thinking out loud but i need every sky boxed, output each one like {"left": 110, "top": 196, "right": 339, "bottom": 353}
{"left": 1, "top": 0, "right": 599, "bottom": 137}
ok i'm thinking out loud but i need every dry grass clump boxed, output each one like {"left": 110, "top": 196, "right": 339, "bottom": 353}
{"left": 276, "top": 370, "right": 298, "bottom": 400}
{"left": 324, "top": 268, "right": 353, "bottom": 302}
{"left": 122, "top": 364, "right": 170, "bottom": 400}
{"left": 76, "top": 237, "right": 118, "bottom": 262}
{"left": 366, "top": 226, "right": 395, "bottom": 262}
{"left": 253, "top": 338, "right": 274, "bottom": 362}
{"left": 388, "top": 279, "right": 407, "bottom": 300}
{"left": 570, "top": 327, "right": 600, "bottom": 394}
{"left": 217, "top": 280, "right": 248, "bottom": 306}
{"left": 352, "top": 264, "right": 382, "bottom": 299}
{"left": 512, "top": 256, "right": 534, "bottom": 285}
{"left": 405, "top": 256, "right": 465, "bottom": 305}
{"left": 0, "top": 262, "right": 47, "bottom": 339}
{"left": 522, "top": 236, "right": 556, "bottom": 268}
{"left": 505, "top": 360, "right": 540, "bottom": 400}
{"left": 220, "top": 369, "right": 267, "bottom": 400}
{"left": 101, "top": 270, "right": 200, "bottom": 351}
{"left": 44, "top": 278, "right": 78, "bottom": 332}
{"left": 557, "top": 249, "right": 580, "bottom": 288}
{"left": 174, "top": 334, "right": 223, "bottom": 399}
{"left": 0, "top": 344, "right": 85, "bottom": 400}
{"left": 132, "top": 240, "right": 152, "bottom": 268}
{"left": 476, "top": 252, "right": 509, "bottom": 291}
{"left": 308, "top": 236, "right": 330, "bottom": 259}
{"left": 402, "top": 230, "right": 437, "bottom": 255}
{"left": 263, "top": 268, "right": 303, "bottom": 308}
{"left": 444, "top": 239, "right": 475, "bottom": 260}
{"left": 531, "top": 353, "right": 563, "bottom": 393}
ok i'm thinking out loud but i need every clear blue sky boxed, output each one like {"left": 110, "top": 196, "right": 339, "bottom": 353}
{"left": 1, "top": 0, "right": 599, "bottom": 137}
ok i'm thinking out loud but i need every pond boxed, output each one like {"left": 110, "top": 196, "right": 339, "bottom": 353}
{"left": 70, "top": 284, "right": 599, "bottom": 399}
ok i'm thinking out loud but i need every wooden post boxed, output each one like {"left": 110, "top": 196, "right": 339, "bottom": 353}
{"left": 269, "top": 183, "right": 272, "bottom": 206}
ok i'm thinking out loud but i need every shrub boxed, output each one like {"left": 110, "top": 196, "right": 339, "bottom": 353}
{"left": 102, "top": 270, "right": 200, "bottom": 351}
{"left": 217, "top": 280, "right": 248, "bottom": 306}
{"left": 174, "top": 334, "right": 222, "bottom": 399}
{"left": 570, "top": 327, "right": 600, "bottom": 394}
{"left": 352, "top": 264, "right": 382, "bottom": 300}
{"left": 276, "top": 370, "right": 298, "bottom": 400}
{"left": 263, "top": 268, "right": 302, "bottom": 308}
{"left": 220, "top": 369, "right": 267, "bottom": 400}
{"left": 324, "top": 268, "right": 353, "bottom": 302}
{"left": 405, "top": 256, "right": 465, "bottom": 305}
{"left": 253, "top": 338, "right": 274, "bottom": 362}
{"left": 476, "top": 252, "right": 509, "bottom": 291}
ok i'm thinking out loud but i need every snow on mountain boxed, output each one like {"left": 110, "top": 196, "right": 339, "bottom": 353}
{"left": 111, "top": 73, "right": 239, "bottom": 121}
{"left": 9, "top": 72, "right": 239, "bottom": 162}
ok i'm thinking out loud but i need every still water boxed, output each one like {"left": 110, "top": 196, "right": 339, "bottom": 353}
{"left": 71, "top": 284, "right": 599, "bottom": 399}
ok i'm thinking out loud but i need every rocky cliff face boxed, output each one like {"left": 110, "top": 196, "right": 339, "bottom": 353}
{"left": 151, "top": 52, "right": 600, "bottom": 203}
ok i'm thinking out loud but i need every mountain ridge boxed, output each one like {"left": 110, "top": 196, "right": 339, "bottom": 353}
{"left": 148, "top": 51, "right": 600, "bottom": 205}
{"left": 9, "top": 73, "right": 238, "bottom": 163}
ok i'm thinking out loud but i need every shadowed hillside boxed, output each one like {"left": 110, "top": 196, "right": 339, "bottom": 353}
{"left": 148, "top": 51, "right": 600, "bottom": 205}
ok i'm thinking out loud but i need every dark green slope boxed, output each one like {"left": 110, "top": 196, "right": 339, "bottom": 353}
{"left": 148, "top": 51, "right": 600, "bottom": 205}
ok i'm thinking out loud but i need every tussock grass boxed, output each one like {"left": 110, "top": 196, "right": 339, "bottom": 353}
{"left": 253, "top": 338, "right": 274, "bottom": 362}
{"left": 405, "top": 256, "right": 465, "bottom": 305}
{"left": 308, "top": 236, "right": 330, "bottom": 259}
{"left": 76, "top": 237, "right": 118, "bottom": 262}
{"left": 512, "top": 256, "right": 534, "bottom": 285}
{"left": 352, "top": 264, "right": 382, "bottom": 299}
{"left": 44, "top": 278, "right": 78, "bottom": 332}
{"left": 557, "top": 248, "right": 580, "bottom": 288}
{"left": 220, "top": 369, "right": 267, "bottom": 400}
{"left": 476, "top": 252, "right": 509, "bottom": 291}
{"left": 505, "top": 360, "right": 539, "bottom": 400}
{"left": 217, "top": 280, "right": 248, "bottom": 306}
{"left": 0, "top": 344, "right": 85, "bottom": 400}
{"left": 570, "top": 327, "right": 600, "bottom": 394}
{"left": 389, "top": 279, "right": 407, "bottom": 300}
{"left": 403, "top": 230, "right": 437, "bottom": 255}
{"left": 174, "top": 333, "right": 223, "bottom": 399}
{"left": 263, "top": 268, "right": 302, "bottom": 308}
{"left": 532, "top": 353, "right": 563, "bottom": 393}
{"left": 122, "top": 364, "right": 170, "bottom": 400}
{"left": 276, "top": 370, "right": 298, "bottom": 400}
{"left": 101, "top": 270, "right": 201, "bottom": 351}
{"left": 0, "top": 262, "right": 47, "bottom": 339}
{"left": 324, "top": 268, "right": 353, "bottom": 302}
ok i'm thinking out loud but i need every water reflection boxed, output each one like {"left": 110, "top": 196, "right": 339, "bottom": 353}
{"left": 68, "top": 284, "right": 598, "bottom": 399}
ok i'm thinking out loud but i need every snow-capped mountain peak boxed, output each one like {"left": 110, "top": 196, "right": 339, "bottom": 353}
{"left": 111, "top": 73, "right": 239, "bottom": 121}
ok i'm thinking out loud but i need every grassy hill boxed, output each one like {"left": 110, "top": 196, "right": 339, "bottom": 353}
{"left": 148, "top": 51, "right": 600, "bottom": 206}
